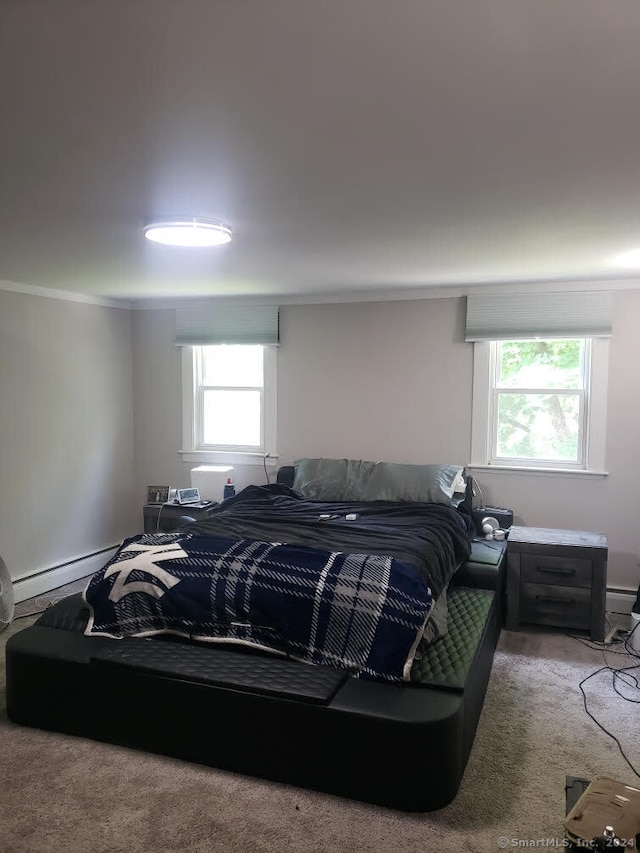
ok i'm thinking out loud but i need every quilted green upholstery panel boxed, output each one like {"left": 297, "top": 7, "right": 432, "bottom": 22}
{"left": 411, "top": 588, "right": 494, "bottom": 691}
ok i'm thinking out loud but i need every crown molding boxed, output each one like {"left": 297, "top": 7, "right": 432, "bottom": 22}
{"left": 127, "top": 275, "right": 640, "bottom": 310}
{"left": 2, "top": 274, "right": 640, "bottom": 312}
{"left": 0, "top": 279, "right": 131, "bottom": 309}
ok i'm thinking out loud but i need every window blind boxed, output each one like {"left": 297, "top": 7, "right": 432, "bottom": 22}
{"left": 465, "top": 291, "right": 613, "bottom": 341}
{"left": 175, "top": 303, "right": 280, "bottom": 346}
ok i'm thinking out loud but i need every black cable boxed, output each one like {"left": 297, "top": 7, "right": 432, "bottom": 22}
{"left": 624, "top": 620, "right": 640, "bottom": 657}
{"left": 573, "top": 628, "right": 640, "bottom": 780}
{"left": 263, "top": 453, "right": 270, "bottom": 485}
{"left": 567, "top": 615, "right": 628, "bottom": 653}
{"left": 611, "top": 668, "right": 640, "bottom": 701}
{"left": 578, "top": 665, "right": 639, "bottom": 779}
{"left": 570, "top": 635, "right": 631, "bottom": 656}
{"left": 603, "top": 626, "right": 640, "bottom": 698}
{"left": 471, "top": 475, "right": 485, "bottom": 509}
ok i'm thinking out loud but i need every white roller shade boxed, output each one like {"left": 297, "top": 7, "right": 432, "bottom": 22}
{"left": 465, "top": 291, "right": 613, "bottom": 341}
{"left": 175, "top": 303, "right": 280, "bottom": 346}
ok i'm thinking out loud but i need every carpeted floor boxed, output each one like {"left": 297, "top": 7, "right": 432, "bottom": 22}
{"left": 0, "top": 613, "right": 638, "bottom": 853}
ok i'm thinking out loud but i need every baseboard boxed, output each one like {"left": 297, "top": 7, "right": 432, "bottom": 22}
{"left": 606, "top": 587, "right": 637, "bottom": 615}
{"left": 12, "top": 546, "right": 118, "bottom": 603}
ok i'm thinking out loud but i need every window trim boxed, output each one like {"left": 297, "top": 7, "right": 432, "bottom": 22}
{"left": 470, "top": 337, "right": 609, "bottom": 475}
{"left": 180, "top": 345, "right": 278, "bottom": 466}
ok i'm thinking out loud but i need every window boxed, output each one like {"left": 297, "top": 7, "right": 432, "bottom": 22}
{"left": 471, "top": 337, "right": 609, "bottom": 473}
{"left": 466, "top": 290, "right": 612, "bottom": 474}
{"left": 181, "top": 345, "right": 277, "bottom": 464}
{"left": 493, "top": 338, "right": 587, "bottom": 465}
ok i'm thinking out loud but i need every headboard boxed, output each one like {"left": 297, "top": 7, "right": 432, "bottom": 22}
{"left": 276, "top": 465, "right": 295, "bottom": 488}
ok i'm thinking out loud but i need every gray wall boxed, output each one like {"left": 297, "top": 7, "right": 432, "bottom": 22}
{"left": 0, "top": 289, "right": 138, "bottom": 584}
{"left": 7, "top": 285, "right": 636, "bottom": 599}
{"left": 131, "top": 290, "right": 640, "bottom": 592}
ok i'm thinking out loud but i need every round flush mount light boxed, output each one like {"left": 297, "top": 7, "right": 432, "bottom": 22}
{"left": 610, "top": 248, "right": 640, "bottom": 269}
{"left": 144, "top": 217, "right": 232, "bottom": 247}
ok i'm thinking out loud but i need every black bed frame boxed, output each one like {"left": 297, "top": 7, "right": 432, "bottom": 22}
{"left": 5, "top": 473, "right": 506, "bottom": 812}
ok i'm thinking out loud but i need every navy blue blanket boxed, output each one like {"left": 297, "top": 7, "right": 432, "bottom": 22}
{"left": 84, "top": 531, "right": 434, "bottom": 683}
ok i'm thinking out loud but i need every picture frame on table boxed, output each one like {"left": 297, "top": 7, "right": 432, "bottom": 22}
{"left": 146, "top": 485, "right": 170, "bottom": 505}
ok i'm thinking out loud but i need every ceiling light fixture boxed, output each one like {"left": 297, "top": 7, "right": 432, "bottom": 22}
{"left": 610, "top": 248, "right": 640, "bottom": 269}
{"left": 144, "top": 217, "right": 232, "bottom": 247}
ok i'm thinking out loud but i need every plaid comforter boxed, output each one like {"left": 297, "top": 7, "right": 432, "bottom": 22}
{"left": 83, "top": 531, "right": 434, "bottom": 683}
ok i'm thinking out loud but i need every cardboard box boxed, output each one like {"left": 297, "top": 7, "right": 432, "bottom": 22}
{"left": 564, "top": 776, "right": 640, "bottom": 847}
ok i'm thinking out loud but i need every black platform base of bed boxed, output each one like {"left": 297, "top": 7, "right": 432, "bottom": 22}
{"left": 6, "top": 539, "right": 506, "bottom": 812}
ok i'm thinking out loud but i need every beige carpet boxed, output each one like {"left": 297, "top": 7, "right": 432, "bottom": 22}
{"left": 0, "top": 616, "right": 638, "bottom": 853}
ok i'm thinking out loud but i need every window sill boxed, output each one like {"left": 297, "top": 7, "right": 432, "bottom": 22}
{"left": 180, "top": 450, "right": 279, "bottom": 467}
{"left": 467, "top": 463, "right": 608, "bottom": 478}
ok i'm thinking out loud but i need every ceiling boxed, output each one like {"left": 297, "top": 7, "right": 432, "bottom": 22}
{"left": 3, "top": 0, "right": 640, "bottom": 303}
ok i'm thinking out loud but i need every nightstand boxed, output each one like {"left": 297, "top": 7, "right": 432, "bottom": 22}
{"left": 506, "top": 526, "right": 607, "bottom": 642}
{"left": 143, "top": 501, "right": 216, "bottom": 533}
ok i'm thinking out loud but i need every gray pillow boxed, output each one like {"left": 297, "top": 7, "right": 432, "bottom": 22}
{"left": 361, "top": 462, "right": 465, "bottom": 505}
{"left": 419, "top": 589, "right": 449, "bottom": 647}
{"left": 292, "top": 458, "right": 375, "bottom": 500}
{"left": 292, "top": 457, "right": 465, "bottom": 505}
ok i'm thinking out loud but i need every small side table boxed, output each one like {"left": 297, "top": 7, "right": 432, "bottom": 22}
{"left": 143, "top": 501, "right": 216, "bottom": 533}
{"left": 506, "top": 526, "right": 607, "bottom": 642}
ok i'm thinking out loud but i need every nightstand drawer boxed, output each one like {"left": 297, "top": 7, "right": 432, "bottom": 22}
{"left": 521, "top": 554, "right": 592, "bottom": 588}
{"left": 520, "top": 582, "right": 591, "bottom": 629}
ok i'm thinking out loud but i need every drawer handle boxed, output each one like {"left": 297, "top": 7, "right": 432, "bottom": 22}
{"left": 536, "top": 595, "right": 573, "bottom": 605}
{"left": 537, "top": 567, "right": 576, "bottom": 576}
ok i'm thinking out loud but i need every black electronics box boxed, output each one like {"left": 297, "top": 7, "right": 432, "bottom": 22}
{"left": 471, "top": 506, "right": 514, "bottom": 535}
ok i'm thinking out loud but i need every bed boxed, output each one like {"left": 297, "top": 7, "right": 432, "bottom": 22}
{"left": 5, "top": 458, "right": 507, "bottom": 811}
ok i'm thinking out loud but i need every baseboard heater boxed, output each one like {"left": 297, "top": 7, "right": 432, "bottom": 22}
{"left": 12, "top": 545, "right": 118, "bottom": 604}
{"left": 606, "top": 586, "right": 638, "bottom": 615}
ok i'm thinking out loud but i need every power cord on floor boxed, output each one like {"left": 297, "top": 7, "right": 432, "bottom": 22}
{"left": 569, "top": 617, "right": 630, "bottom": 656}
{"left": 571, "top": 618, "right": 640, "bottom": 780}
{"left": 571, "top": 637, "right": 631, "bottom": 656}
{"left": 578, "top": 664, "right": 639, "bottom": 780}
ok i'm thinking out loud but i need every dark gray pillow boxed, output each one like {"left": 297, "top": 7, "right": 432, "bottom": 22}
{"left": 361, "top": 462, "right": 465, "bottom": 505}
{"left": 292, "top": 458, "right": 375, "bottom": 500}
{"left": 292, "top": 457, "right": 465, "bottom": 505}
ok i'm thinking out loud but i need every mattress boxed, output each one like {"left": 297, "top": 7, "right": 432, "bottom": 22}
{"left": 6, "top": 568, "right": 503, "bottom": 811}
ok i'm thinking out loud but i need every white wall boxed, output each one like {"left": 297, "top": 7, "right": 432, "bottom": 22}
{"left": 131, "top": 291, "right": 640, "bottom": 591}
{"left": 0, "top": 290, "right": 138, "bottom": 588}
